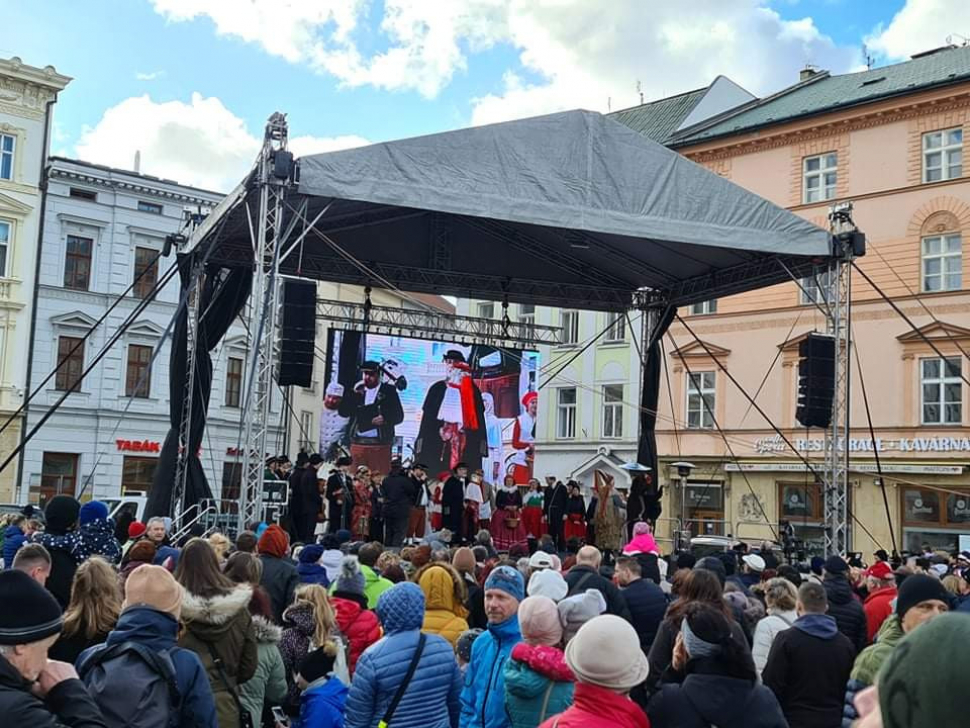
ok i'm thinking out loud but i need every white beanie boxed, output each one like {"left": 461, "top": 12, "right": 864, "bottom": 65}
{"left": 557, "top": 589, "right": 607, "bottom": 643}
{"left": 565, "top": 614, "right": 649, "bottom": 691}
{"left": 528, "top": 569, "right": 569, "bottom": 602}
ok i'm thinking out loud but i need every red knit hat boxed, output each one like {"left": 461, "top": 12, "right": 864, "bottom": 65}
{"left": 258, "top": 524, "right": 290, "bottom": 558}
{"left": 128, "top": 521, "right": 147, "bottom": 539}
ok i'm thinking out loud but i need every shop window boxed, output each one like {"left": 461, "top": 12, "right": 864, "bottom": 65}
{"left": 778, "top": 482, "right": 826, "bottom": 555}
{"left": 121, "top": 456, "right": 157, "bottom": 493}
{"left": 222, "top": 461, "right": 242, "bottom": 503}
{"left": 900, "top": 486, "right": 970, "bottom": 553}
{"left": 40, "top": 452, "right": 78, "bottom": 505}
{"left": 684, "top": 482, "right": 724, "bottom": 536}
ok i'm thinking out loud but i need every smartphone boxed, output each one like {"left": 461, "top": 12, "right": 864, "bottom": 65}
{"left": 271, "top": 707, "right": 289, "bottom": 726}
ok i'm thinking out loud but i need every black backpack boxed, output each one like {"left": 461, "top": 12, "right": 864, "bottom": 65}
{"left": 76, "top": 641, "right": 182, "bottom": 728}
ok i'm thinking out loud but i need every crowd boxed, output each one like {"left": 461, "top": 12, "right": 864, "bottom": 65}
{"left": 0, "top": 466, "right": 968, "bottom": 728}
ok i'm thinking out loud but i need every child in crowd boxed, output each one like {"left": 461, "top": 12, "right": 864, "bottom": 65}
{"left": 293, "top": 643, "right": 348, "bottom": 728}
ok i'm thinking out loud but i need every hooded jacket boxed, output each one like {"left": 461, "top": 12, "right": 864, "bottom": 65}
{"left": 238, "top": 615, "right": 287, "bottom": 722}
{"left": 460, "top": 611, "right": 522, "bottom": 728}
{"left": 345, "top": 583, "right": 462, "bottom": 728}
{"left": 78, "top": 606, "right": 217, "bottom": 728}
{"left": 294, "top": 675, "right": 348, "bottom": 728}
{"left": 0, "top": 649, "right": 108, "bottom": 728}
{"left": 751, "top": 609, "right": 797, "bottom": 676}
{"left": 841, "top": 614, "right": 904, "bottom": 727}
{"left": 504, "top": 642, "right": 574, "bottom": 728}
{"left": 762, "top": 613, "right": 856, "bottom": 728}
{"left": 539, "top": 682, "right": 648, "bottom": 728}
{"left": 75, "top": 519, "right": 122, "bottom": 564}
{"left": 2, "top": 524, "right": 25, "bottom": 568}
{"left": 179, "top": 586, "right": 259, "bottom": 728}
{"left": 279, "top": 601, "right": 321, "bottom": 713}
{"left": 417, "top": 563, "right": 470, "bottom": 648}
{"left": 330, "top": 593, "right": 381, "bottom": 674}
{"left": 297, "top": 561, "right": 331, "bottom": 587}
{"left": 259, "top": 552, "right": 300, "bottom": 623}
{"left": 822, "top": 574, "right": 867, "bottom": 654}
{"left": 863, "top": 585, "right": 896, "bottom": 643}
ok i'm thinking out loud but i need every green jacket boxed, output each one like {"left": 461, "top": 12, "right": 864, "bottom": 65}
{"left": 238, "top": 616, "right": 287, "bottom": 722}
{"left": 850, "top": 613, "right": 904, "bottom": 686}
{"left": 330, "top": 564, "right": 393, "bottom": 609}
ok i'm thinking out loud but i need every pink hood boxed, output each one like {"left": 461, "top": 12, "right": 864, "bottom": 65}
{"left": 623, "top": 533, "right": 658, "bottom": 555}
{"left": 511, "top": 642, "right": 575, "bottom": 682}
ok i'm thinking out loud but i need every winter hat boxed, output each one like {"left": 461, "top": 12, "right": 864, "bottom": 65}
{"left": 895, "top": 574, "right": 949, "bottom": 620}
{"left": 128, "top": 521, "right": 147, "bottom": 539}
{"left": 0, "top": 570, "right": 63, "bottom": 645}
{"left": 824, "top": 555, "right": 848, "bottom": 575}
{"left": 695, "top": 556, "right": 727, "bottom": 586}
{"left": 742, "top": 554, "right": 766, "bottom": 573}
{"left": 124, "top": 564, "right": 183, "bottom": 620}
{"left": 457, "top": 628, "right": 484, "bottom": 663}
{"left": 484, "top": 565, "right": 525, "bottom": 603}
{"left": 321, "top": 549, "right": 343, "bottom": 583}
{"left": 153, "top": 546, "right": 181, "bottom": 571}
{"left": 557, "top": 589, "right": 607, "bottom": 643}
{"left": 299, "top": 544, "right": 324, "bottom": 564}
{"left": 676, "top": 552, "right": 696, "bottom": 570}
{"left": 335, "top": 556, "right": 367, "bottom": 597}
{"left": 298, "top": 644, "right": 337, "bottom": 683}
{"left": 45, "top": 495, "right": 81, "bottom": 534}
{"left": 716, "top": 552, "right": 737, "bottom": 576}
{"left": 539, "top": 541, "right": 558, "bottom": 556}
{"left": 565, "top": 615, "right": 649, "bottom": 691}
{"left": 79, "top": 501, "right": 109, "bottom": 525}
{"left": 810, "top": 556, "right": 825, "bottom": 575}
{"left": 865, "top": 561, "right": 894, "bottom": 580}
{"left": 518, "top": 596, "right": 563, "bottom": 646}
{"left": 632, "top": 521, "right": 651, "bottom": 537}
{"left": 257, "top": 524, "right": 290, "bottom": 558}
{"left": 527, "top": 569, "right": 569, "bottom": 602}
{"left": 335, "top": 529, "right": 352, "bottom": 545}
{"left": 452, "top": 547, "right": 476, "bottom": 576}
{"left": 127, "top": 539, "right": 157, "bottom": 564}
{"left": 528, "top": 551, "right": 554, "bottom": 570}
{"left": 509, "top": 543, "right": 529, "bottom": 560}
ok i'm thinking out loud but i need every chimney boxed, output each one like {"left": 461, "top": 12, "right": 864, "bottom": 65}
{"left": 800, "top": 65, "right": 820, "bottom": 82}
{"left": 134, "top": 150, "right": 141, "bottom": 174}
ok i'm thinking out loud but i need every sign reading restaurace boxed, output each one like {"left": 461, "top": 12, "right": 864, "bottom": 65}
{"left": 754, "top": 435, "right": 970, "bottom": 454}
{"left": 116, "top": 439, "right": 161, "bottom": 453}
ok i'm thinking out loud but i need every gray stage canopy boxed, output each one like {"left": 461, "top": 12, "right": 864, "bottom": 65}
{"left": 187, "top": 109, "right": 832, "bottom": 311}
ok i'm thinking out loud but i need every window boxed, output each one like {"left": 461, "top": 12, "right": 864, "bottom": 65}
{"left": 55, "top": 336, "right": 84, "bottom": 391}
{"left": 803, "top": 153, "right": 838, "bottom": 203}
{"left": 686, "top": 371, "right": 716, "bottom": 429}
{"left": 604, "top": 311, "right": 625, "bottom": 342}
{"left": 133, "top": 247, "right": 159, "bottom": 299}
{"left": 137, "top": 200, "right": 163, "bottom": 214}
{"left": 68, "top": 187, "right": 97, "bottom": 201}
{"left": 478, "top": 302, "right": 494, "bottom": 319}
{"left": 64, "top": 235, "right": 93, "bottom": 290}
{"left": 225, "top": 357, "right": 243, "bottom": 407}
{"left": 560, "top": 310, "right": 579, "bottom": 345}
{"left": 0, "top": 220, "right": 9, "bottom": 277}
{"left": 778, "top": 482, "right": 826, "bottom": 555}
{"left": 921, "top": 234, "right": 962, "bottom": 292}
{"left": 0, "top": 134, "right": 14, "bottom": 180}
{"left": 122, "top": 456, "right": 157, "bottom": 493}
{"left": 800, "top": 269, "right": 833, "bottom": 305}
{"left": 690, "top": 299, "right": 717, "bottom": 315}
{"left": 921, "top": 357, "right": 961, "bottom": 425}
{"left": 40, "top": 452, "right": 78, "bottom": 505}
{"left": 299, "top": 410, "right": 314, "bottom": 452}
{"left": 556, "top": 387, "right": 577, "bottom": 439}
{"left": 125, "top": 344, "right": 153, "bottom": 398}
{"left": 923, "top": 128, "right": 963, "bottom": 182}
{"left": 602, "top": 384, "right": 623, "bottom": 438}
{"left": 684, "top": 482, "right": 725, "bottom": 536}
{"left": 901, "top": 486, "right": 970, "bottom": 553}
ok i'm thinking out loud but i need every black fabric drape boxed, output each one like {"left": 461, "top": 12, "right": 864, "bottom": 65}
{"left": 146, "top": 253, "right": 253, "bottom": 519}
{"left": 636, "top": 307, "right": 676, "bottom": 481}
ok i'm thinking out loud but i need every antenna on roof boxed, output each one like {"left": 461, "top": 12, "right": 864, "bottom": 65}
{"left": 862, "top": 44, "right": 873, "bottom": 70}
{"left": 636, "top": 79, "right": 644, "bottom": 105}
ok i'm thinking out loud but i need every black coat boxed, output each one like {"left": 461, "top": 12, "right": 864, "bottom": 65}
{"left": 823, "top": 575, "right": 868, "bottom": 654}
{"left": 300, "top": 466, "right": 322, "bottom": 516}
{"left": 0, "top": 653, "right": 107, "bottom": 728}
{"left": 414, "top": 380, "right": 487, "bottom": 474}
{"left": 564, "top": 565, "right": 631, "bottom": 622}
{"left": 441, "top": 476, "right": 467, "bottom": 536}
{"left": 544, "top": 483, "right": 568, "bottom": 514}
{"left": 646, "top": 616, "right": 748, "bottom": 694}
{"left": 566, "top": 495, "right": 586, "bottom": 516}
{"left": 46, "top": 546, "right": 78, "bottom": 611}
{"left": 288, "top": 466, "right": 307, "bottom": 520}
{"left": 382, "top": 470, "right": 415, "bottom": 520}
{"left": 340, "top": 382, "right": 405, "bottom": 445}
{"left": 621, "top": 578, "right": 668, "bottom": 654}
{"left": 259, "top": 554, "right": 300, "bottom": 623}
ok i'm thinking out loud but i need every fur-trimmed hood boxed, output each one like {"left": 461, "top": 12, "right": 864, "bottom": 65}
{"left": 181, "top": 584, "right": 253, "bottom": 627}
{"left": 251, "top": 614, "right": 282, "bottom": 644}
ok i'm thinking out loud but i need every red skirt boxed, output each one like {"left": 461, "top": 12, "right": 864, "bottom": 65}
{"left": 564, "top": 513, "right": 586, "bottom": 542}
{"left": 521, "top": 505, "right": 544, "bottom": 538}
{"left": 490, "top": 508, "right": 528, "bottom": 551}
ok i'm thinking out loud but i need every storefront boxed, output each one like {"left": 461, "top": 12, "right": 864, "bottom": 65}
{"left": 900, "top": 484, "right": 970, "bottom": 552}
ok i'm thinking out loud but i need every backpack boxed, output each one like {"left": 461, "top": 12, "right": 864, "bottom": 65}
{"left": 76, "top": 641, "right": 181, "bottom": 728}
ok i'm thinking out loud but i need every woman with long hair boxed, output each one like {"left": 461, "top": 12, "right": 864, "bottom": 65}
{"left": 279, "top": 583, "right": 342, "bottom": 717}
{"left": 175, "top": 538, "right": 258, "bottom": 728}
{"left": 49, "top": 556, "right": 121, "bottom": 663}
{"left": 647, "top": 603, "right": 787, "bottom": 728}
{"left": 351, "top": 469, "right": 373, "bottom": 541}
{"left": 490, "top": 474, "right": 527, "bottom": 550}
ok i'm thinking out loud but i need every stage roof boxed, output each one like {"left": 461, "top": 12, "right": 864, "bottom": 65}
{"left": 187, "top": 110, "right": 833, "bottom": 311}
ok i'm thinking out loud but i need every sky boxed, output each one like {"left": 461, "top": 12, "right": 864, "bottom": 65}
{"left": 5, "top": 0, "right": 968, "bottom": 192}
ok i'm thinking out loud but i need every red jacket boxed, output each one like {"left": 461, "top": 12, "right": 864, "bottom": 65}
{"left": 539, "top": 682, "right": 649, "bottom": 728}
{"left": 864, "top": 586, "right": 897, "bottom": 643}
{"left": 331, "top": 595, "right": 381, "bottom": 674}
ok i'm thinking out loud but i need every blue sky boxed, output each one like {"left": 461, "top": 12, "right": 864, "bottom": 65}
{"left": 6, "top": 0, "right": 953, "bottom": 191}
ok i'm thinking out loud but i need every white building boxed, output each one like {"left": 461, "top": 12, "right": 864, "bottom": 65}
{"left": 22, "top": 158, "right": 283, "bottom": 506}
{"left": 0, "top": 57, "right": 71, "bottom": 502}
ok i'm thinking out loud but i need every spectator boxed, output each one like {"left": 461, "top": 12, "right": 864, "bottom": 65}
{"left": 622, "top": 521, "right": 659, "bottom": 557}
{"left": 862, "top": 561, "right": 897, "bottom": 643}
{"left": 330, "top": 556, "right": 381, "bottom": 675}
{"left": 258, "top": 524, "right": 300, "bottom": 623}
{"left": 235, "top": 531, "right": 257, "bottom": 554}
{"left": 615, "top": 556, "right": 667, "bottom": 654}
{"left": 821, "top": 555, "right": 867, "bottom": 654}
{"left": 11, "top": 543, "right": 51, "bottom": 586}
{"left": 416, "top": 562, "right": 470, "bottom": 648}
{"left": 0, "top": 569, "right": 107, "bottom": 727}
{"left": 49, "top": 557, "right": 120, "bottom": 664}
{"left": 280, "top": 584, "right": 341, "bottom": 716}
{"left": 647, "top": 603, "right": 786, "bottom": 728}
{"left": 739, "top": 554, "right": 765, "bottom": 590}
{"left": 345, "top": 582, "right": 462, "bottom": 728}
{"left": 144, "top": 517, "right": 170, "bottom": 548}
{"left": 121, "top": 521, "right": 146, "bottom": 559}
{"left": 504, "top": 596, "right": 574, "bottom": 728}
{"left": 207, "top": 533, "right": 231, "bottom": 565}
{"left": 120, "top": 540, "right": 156, "bottom": 584}
{"left": 564, "top": 546, "right": 631, "bottom": 621}
{"left": 176, "top": 539, "right": 258, "bottom": 728}
{"left": 292, "top": 644, "right": 347, "bottom": 728}
{"left": 557, "top": 587, "right": 608, "bottom": 644}
{"left": 338, "top": 542, "right": 393, "bottom": 609}
{"left": 528, "top": 568, "right": 569, "bottom": 603}
{"left": 75, "top": 502, "right": 121, "bottom": 565}
{"left": 460, "top": 565, "right": 525, "bottom": 728}
{"left": 751, "top": 577, "right": 798, "bottom": 676}
{"left": 153, "top": 545, "right": 180, "bottom": 572}
{"left": 297, "top": 544, "right": 330, "bottom": 586}
{"left": 77, "top": 564, "right": 216, "bottom": 728}
{"left": 456, "top": 628, "right": 483, "bottom": 676}
{"left": 539, "top": 615, "right": 649, "bottom": 728}
{"left": 34, "top": 495, "right": 82, "bottom": 610}
{"left": 453, "top": 546, "right": 486, "bottom": 629}
{"left": 2, "top": 515, "right": 26, "bottom": 569}
{"left": 762, "top": 582, "right": 855, "bottom": 728}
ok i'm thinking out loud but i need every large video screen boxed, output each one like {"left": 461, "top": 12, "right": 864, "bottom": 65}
{"left": 320, "top": 330, "right": 540, "bottom": 483}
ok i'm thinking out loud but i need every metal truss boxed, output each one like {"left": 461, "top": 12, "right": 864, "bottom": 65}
{"left": 172, "top": 259, "right": 203, "bottom": 520}
{"left": 315, "top": 297, "right": 562, "bottom": 347}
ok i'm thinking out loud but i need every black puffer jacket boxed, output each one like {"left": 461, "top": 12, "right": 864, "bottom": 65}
{"left": 822, "top": 575, "right": 868, "bottom": 654}
{"left": 0, "top": 652, "right": 107, "bottom": 728}
{"left": 259, "top": 554, "right": 300, "bottom": 623}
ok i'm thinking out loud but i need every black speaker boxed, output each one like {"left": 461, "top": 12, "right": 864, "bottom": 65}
{"left": 795, "top": 333, "right": 835, "bottom": 429}
{"left": 277, "top": 279, "right": 316, "bottom": 387}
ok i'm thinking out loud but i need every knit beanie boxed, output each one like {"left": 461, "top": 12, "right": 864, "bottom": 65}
{"left": 258, "top": 524, "right": 290, "bottom": 558}
{"left": 0, "top": 570, "right": 63, "bottom": 645}
{"left": 695, "top": 556, "right": 727, "bottom": 586}
{"left": 824, "top": 555, "right": 848, "bottom": 575}
{"left": 895, "top": 574, "right": 949, "bottom": 620}
{"left": 557, "top": 589, "right": 607, "bottom": 643}
{"left": 124, "top": 564, "right": 183, "bottom": 620}
{"left": 565, "top": 615, "right": 649, "bottom": 691}
{"left": 632, "top": 521, "right": 651, "bottom": 536}
{"left": 335, "top": 529, "right": 352, "bottom": 545}
{"left": 45, "top": 495, "right": 80, "bottom": 534}
{"left": 518, "top": 596, "right": 563, "bottom": 646}
{"left": 128, "top": 521, "right": 147, "bottom": 540}
{"left": 127, "top": 539, "right": 157, "bottom": 564}
{"left": 527, "top": 569, "right": 568, "bottom": 602}
{"left": 153, "top": 546, "right": 181, "bottom": 571}
{"left": 79, "top": 501, "right": 109, "bottom": 525}
{"left": 879, "top": 613, "right": 970, "bottom": 728}
{"left": 299, "top": 544, "right": 324, "bottom": 564}
{"left": 452, "top": 547, "right": 476, "bottom": 576}
{"left": 484, "top": 565, "right": 525, "bottom": 603}
{"left": 335, "top": 556, "right": 367, "bottom": 597}
{"left": 457, "top": 628, "right": 484, "bottom": 663}
{"left": 298, "top": 643, "right": 338, "bottom": 683}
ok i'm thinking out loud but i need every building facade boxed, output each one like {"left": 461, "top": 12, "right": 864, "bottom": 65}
{"left": 0, "top": 57, "right": 70, "bottom": 502}
{"left": 22, "top": 158, "right": 283, "bottom": 507}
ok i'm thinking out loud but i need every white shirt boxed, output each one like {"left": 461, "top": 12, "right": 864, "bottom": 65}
{"left": 357, "top": 385, "right": 379, "bottom": 438}
{"left": 465, "top": 482, "right": 484, "bottom": 504}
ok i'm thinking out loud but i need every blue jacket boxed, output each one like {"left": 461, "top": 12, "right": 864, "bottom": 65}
{"left": 459, "top": 612, "right": 522, "bottom": 728}
{"left": 2, "top": 525, "right": 25, "bottom": 568}
{"left": 79, "top": 606, "right": 218, "bottom": 728}
{"left": 75, "top": 519, "right": 122, "bottom": 564}
{"left": 345, "top": 582, "right": 462, "bottom": 728}
{"left": 294, "top": 676, "right": 347, "bottom": 728}
{"left": 297, "top": 561, "right": 331, "bottom": 587}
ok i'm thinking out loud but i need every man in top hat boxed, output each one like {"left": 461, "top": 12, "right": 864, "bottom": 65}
{"left": 326, "top": 456, "right": 354, "bottom": 534}
{"left": 414, "top": 349, "right": 487, "bottom": 476}
{"left": 340, "top": 360, "right": 404, "bottom": 475}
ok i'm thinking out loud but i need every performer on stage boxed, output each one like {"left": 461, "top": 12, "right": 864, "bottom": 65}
{"left": 442, "top": 462, "right": 469, "bottom": 544}
{"left": 510, "top": 391, "right": 537, "bottom": 484}
{"left": 464, "top": 471, "right": 485, "bottom": 542}
{"left": 594, "top": 470, "right": 625, "bottom": 556}
{"left": 490, "top": 475, "right": 526, "bottom": 551}
{"left": 477, "top": 469, "right": 494, "bottom": 531}
{"left": 325, "top": 456, "right": 353, "bottom": 534}
{"left": 319, "top": 382, "right": 350, "bottom": 460}
{"left": 544, "top": 476, "right": 569, "bottom": 551}
{"left": 407, "top": 463, "right": 430, "bottom": 545}
{"left": 564, "top": 481, "right": 587, "bottom": 544}
{"left": 521, "top": 478, "right": 545, "bottom": 539}
{"left": 341, "top": 360, "right": 404, "bottom": 475}
{"left": 351, "top": 467, "right": 373, "bottom": 541}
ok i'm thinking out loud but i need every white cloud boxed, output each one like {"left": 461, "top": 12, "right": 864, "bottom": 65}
{"left": 135, "top": 70, "right": 166, "bottom": 81}
{"left": 74, "top": 93, "right": 368, "bottom": 191}
{"left": 866, "top": 0, "right": 970, "bottom": 60}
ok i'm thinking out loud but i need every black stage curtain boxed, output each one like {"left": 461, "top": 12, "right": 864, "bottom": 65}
{"left": 636, "top": 307, "right": 676, "bottom": 482}
{"left": 146, "top": 253, "right": 253, "bottom": 519}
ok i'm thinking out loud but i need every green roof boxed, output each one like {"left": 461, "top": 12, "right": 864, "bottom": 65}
{"left": 608, "top": 87, "right": 706, "bottom": 143}
{"left": 675, "top": 45, "right": 970, "bottom": 145}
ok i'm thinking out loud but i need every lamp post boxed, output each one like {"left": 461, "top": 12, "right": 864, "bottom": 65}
{"left": 670, "top": 461, "right": 695, "bottom": 550}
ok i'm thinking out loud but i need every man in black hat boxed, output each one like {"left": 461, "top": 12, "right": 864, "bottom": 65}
{"left": 414, "top": 349, "right": 488, "bottom": 475}
{"left": 340, "top": 360, "right": 404, "bottom": 475}
{"left": 442, "top": 462, "right": 470, "bottom": 544}
{"left": 326, "top": 456, "right": 353, "bottom": 533}
{"left": 294, "top": 454, "right": 325, "bottom": 543}
{"left": 286, "top": 453, "right": 310, "bottom": 542}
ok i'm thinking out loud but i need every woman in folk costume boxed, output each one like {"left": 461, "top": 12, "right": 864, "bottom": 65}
{"left": 521, "top": 478, "right": 545, "bottom": 540}
{"left": 481, "top": 393, "right": 504, "bottom": 484}
{"left": 510, "top": 391, "right": 538, "bottom": 484}
{"left": 437, "top": 358, "right": 481, "bottom": 470}
{"left": 477, "top": 469, "right": 495, "bottom": 531}
{"left": 464, "top": 472, "right": 485, "bottom": 540}
{"left": 593, "top": 470, "right": 625, "bottom": 554}
{"left": 429, "top": 475, "right": 446, "bottom": 532}
{"left": 490, "top": 475, "right": 527, "bottom": 550}
{"left": 563, "top": 482, "right": 587, "bottom": 543}
{"left": 351, "top": 468, "right": 373, "bottom": 541}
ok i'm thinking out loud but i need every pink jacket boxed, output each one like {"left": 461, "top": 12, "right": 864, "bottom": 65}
{"left": 623, "top": 533, "right": 658, "bottom": 555}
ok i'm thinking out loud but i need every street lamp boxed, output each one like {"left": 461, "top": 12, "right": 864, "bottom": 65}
{"left": 670, "top": 461, "right": 695, "bottom": 550}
